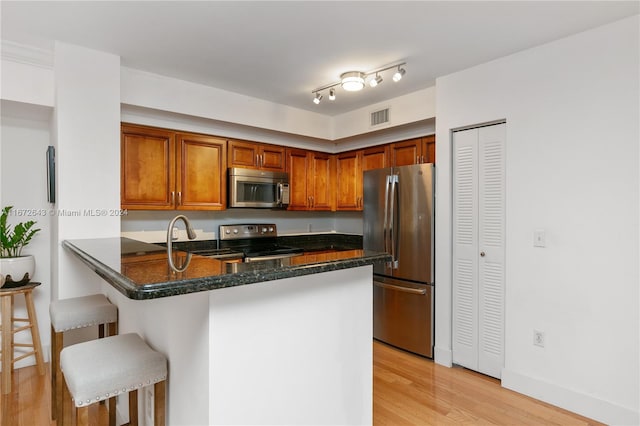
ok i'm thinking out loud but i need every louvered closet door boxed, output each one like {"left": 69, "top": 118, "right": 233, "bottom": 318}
{"left": 452, "top": 122, "right": 505, "bottom": 379}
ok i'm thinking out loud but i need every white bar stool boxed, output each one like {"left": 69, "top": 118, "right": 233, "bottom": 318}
{"left": 50, "top": 294, "right": 118, "bottom": 422}
{"left": 60, "top": 333, "right": 167, "bottom": 426}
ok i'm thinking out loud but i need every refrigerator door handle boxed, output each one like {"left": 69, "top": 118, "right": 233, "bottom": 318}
{"left": 389, "top": 174, "right": 399, "bottom": 269}
{"left": 383, "top": 174, "right": 391, "bottom": 256}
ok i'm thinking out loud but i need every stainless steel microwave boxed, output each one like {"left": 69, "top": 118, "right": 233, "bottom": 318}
{"left": 228, "top": 167, "right": 290, "bottom": 209}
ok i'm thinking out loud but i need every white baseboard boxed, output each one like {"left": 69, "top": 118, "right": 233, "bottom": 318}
{"left": 502, "top": 368, "right": 639, "bottom": 426}
{"left": 434, "top": 345, "right": 453, "bottom": 367}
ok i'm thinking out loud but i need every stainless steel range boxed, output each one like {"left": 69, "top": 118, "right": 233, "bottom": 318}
{"left": 218, "top": 224, "right": 303, "bottom": 262}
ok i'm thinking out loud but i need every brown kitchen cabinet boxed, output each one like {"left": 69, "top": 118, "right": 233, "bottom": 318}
{"left": 286, "top": 148, "right": 334, "bottom": 211}
{"left": 121, "top": 124, "right": 226, "bottom": 210}
{"left": 335, "top": 145, "right": 389, "bottom": 211}
{"left": 390, "top": 135, "right": 435, "bottom": 166}
{"left": 227, "top": 139, "right": 285, "bottom": 171}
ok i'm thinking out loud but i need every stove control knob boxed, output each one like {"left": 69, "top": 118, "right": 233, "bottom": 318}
{"left": 233, "top": 229, "right": 239, "bottom": 234}
{"left": 225, "top": 229, "right": 231, "bottom": 234}
{"left": 269, "top": 227, "right": 274, "bottom": 232}
{"left": 262, "top": 227, "right": 268, "bottom": 233}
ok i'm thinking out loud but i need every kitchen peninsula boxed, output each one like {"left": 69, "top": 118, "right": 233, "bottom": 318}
{"left": 63, "top": 237, "right": 389, "bottom": 425}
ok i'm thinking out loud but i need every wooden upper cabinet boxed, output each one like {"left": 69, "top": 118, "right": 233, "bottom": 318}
{"left": 228, "top": 140, "right": 285, "bottom": 171}
{"left": 121, "top": 124, "right": 226, "bottom": 210}
{"left": 285, "top": 148, "right": 334, "bottom": 211}
{"left": 362, "top": 145, "right": 389, "bottom": 171}
{"left": 121, "top": 124, "right": 176, "bottom": 210}
{"left": 309, "top": 151, "right": 334, "bottom": 211}
{"left": 336, "top": 145, "right": 389, "bottom": 211}
{"left": 422, "top": 135, "right": 436, "bottom": 164}
{"left": 336, "top": 150, "right": 362, "bottom": 211}
{"left": 176, "top": 133, "right": 227, "bottom": 210}
{"left": 390, "top": 138, "right": 422, "bottom": 166}
{"left": 390, "top": 136, "right": 436, "bottom": 166}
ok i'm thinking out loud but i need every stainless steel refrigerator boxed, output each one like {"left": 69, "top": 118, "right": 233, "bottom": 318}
{"left": 363, "top": 163, "right": 434, "bottom": 358}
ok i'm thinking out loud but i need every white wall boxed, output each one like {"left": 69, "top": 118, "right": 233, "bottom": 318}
{"left": 435, "top": 15, "right": 639, "bottom": 425}
{"left": 0, "top": 101, "right": 53, "bottom": 366}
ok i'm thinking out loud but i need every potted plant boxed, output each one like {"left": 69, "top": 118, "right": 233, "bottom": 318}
{"left": 0, "top": 206, "right": 40, "bottom": 287}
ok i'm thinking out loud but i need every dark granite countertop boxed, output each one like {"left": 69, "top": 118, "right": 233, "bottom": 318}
{"left": 63, "top": 237, "right": 389, "bottom": 300}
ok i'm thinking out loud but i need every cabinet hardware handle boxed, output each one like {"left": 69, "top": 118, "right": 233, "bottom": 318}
{"left": 416, "top": 155, "right": 420, "bottom": 164}
{"left": 480, "top": 251, "right": 486, "bottom": 257}
{"left": 171, "top": 191, "right": 175, "bottom": 205}
{"left": 374, "top": 281, "right": 427, "bottom": 295}
{"left": 178, "top": 192, "right": 182, "bottom": 205}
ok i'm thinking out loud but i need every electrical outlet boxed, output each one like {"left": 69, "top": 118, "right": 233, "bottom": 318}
{"left": 533, "top": 330, "right": 545, "bottom": 347}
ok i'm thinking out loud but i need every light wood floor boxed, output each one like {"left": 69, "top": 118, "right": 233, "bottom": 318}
{"left": 1, "top": 342, "right": 603, "bottom": 425}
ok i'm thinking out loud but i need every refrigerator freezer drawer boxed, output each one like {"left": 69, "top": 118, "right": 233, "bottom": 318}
{"left": 373, "top": 277, "right": 433, "bottom": 358}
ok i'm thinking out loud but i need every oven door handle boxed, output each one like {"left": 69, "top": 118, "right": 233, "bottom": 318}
{"left": 244, "top": 252, "right": 302, "bottom": 262}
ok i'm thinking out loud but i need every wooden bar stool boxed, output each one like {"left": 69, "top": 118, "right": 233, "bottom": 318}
{"left": 0, "top": 282, "right": 45, "bottom": 394}
{"left": 50, "top": 294, "right": 118, "bottom": 422}
{"left": 60, "top": 333, "right": 167, "bottom": 426}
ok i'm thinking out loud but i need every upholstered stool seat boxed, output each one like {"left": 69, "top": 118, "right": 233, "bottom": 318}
{"left": 50, "top": 294, "right": 118, "bottom": 422}
{"left": 61, "top": 333, "right": 167, "bottom": 426}
{"left": 50, "top": 294, "right": 117, "bottom": 332}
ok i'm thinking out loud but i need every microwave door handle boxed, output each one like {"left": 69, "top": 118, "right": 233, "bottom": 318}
{"left": 276, "top": 182, "right": 283, "bottom": 205}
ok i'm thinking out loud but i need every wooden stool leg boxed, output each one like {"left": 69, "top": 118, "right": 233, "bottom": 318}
{"left": 53, "top": 329, "right": 64, "bottom": 421}
{"left": 108, "top": 396, "right": 116, "bottom": 426}
{"left": 154, "top": 381, "right": 166, "bottom": 426}
{"left": 129, "top": 389, "right": 139, "bottom": 426}
{"left": 108, "top": 321, "right": 117, "bottom": 337}
{"left": 76, "top": 405, "right": 89, "bottom": 426}
{"left": 62, "top": 373, "right": 73, "bottom": 426}
{"left": 24, "top": 290, "right": 45, "bottom": 375}
{"left": 1, "top": 294, "right": 13, "bottom": 394}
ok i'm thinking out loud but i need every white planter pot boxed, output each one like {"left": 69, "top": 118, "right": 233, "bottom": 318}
{"left": 0, "top": 255, "right": 35, "bottom": 287}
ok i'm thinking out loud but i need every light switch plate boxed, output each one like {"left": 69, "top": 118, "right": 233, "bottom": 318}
{"left": 534, "top": 229, "right": 546, "bottom": 247}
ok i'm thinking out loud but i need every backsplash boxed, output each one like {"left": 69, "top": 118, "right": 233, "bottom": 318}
{"left": 120, "top": 210, "right": 363, "bottom": 241}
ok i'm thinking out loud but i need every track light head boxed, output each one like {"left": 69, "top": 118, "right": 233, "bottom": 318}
{"left": 329, "top": 88, "right": 336, "bottom": 101}
{"left": 370, "top": 74, "right": 383, "bottom": 88}
{"left": 393, "top": 67, "right": 406, "bottom": 82}
{"left": 313, "top": 93, "right": 322, "bottom": 104}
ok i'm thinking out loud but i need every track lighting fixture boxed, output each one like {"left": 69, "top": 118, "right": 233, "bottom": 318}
{"left": 370, "top": 73, "right": 383, "bottom": 88}
{"left": 392, "top": 66, "right": 406, "bottom": 82}
{"left": 311, "top": 61, "right": 406, "bottom": 105}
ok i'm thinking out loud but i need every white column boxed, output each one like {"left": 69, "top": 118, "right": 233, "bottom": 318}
{"left": 53, "top": 42, "right": 120, "bottom": 299}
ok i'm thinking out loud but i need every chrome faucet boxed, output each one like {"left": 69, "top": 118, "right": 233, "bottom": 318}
{"left": 167, "top": 214, "right": 197, "bottom": 272}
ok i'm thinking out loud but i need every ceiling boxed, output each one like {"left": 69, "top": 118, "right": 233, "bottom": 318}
{"left": 2, "top": 1, "right": 638, "bottom": 116}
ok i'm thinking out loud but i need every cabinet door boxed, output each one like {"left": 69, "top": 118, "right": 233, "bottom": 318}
{"left": 121, "top": 124, "right": 175, "bottom": 210}
{"left": 390, "top": 139, "right": 421, "bottom": 166}
{"left": 228, "top": 140, "right": 259, "bottom": 169}
{"left": 422, "top": 135, "right": 436, "bottom": 164}
{"left": 259, "top": 144, "right": 286, "bottom": 171}
{"left": 335, "top": 150, "right": 362, "bottom": 211}
{"left": 285, "top": 148, "right": 310, "bottom": 210}
{"left": 176, "top": 133, "right": 227, "bottom": 210}
{"left": 362, "top": 145, "right": 388, "bottom": 171}
{"left": 309, "top": 152, "right": 334, "bottom": 211}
